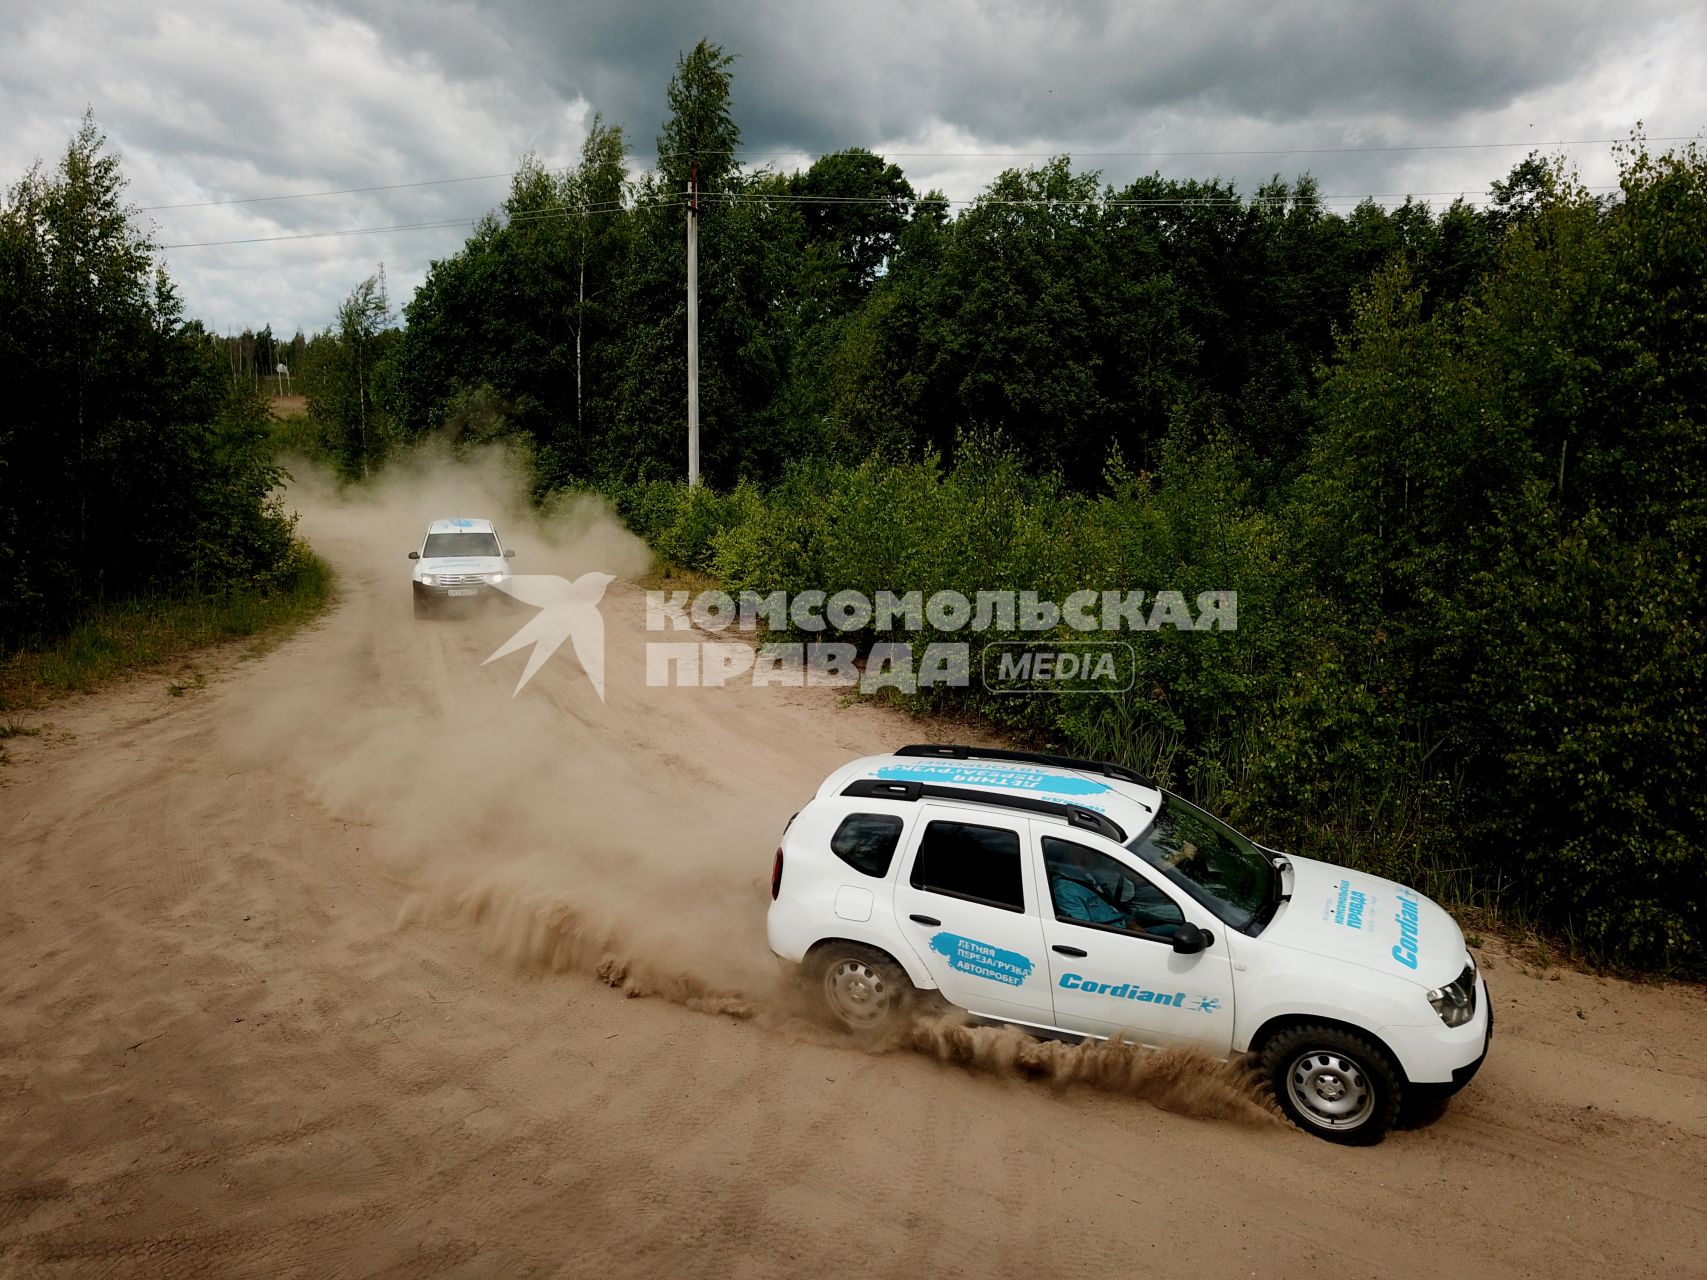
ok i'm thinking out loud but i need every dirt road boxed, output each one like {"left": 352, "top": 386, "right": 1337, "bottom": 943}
{"left": 4, "top": 461, "right": 1706, "bottom": 1278}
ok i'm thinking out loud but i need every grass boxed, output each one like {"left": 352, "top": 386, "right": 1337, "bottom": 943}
{"left": 634, "top": 562, "right": 720, "bottom": 595}
{"left": 0, "top": 549, "right": 333, "bottom": 711}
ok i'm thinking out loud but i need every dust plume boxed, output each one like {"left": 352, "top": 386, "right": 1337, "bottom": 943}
{"left": 252, "top": 443, "right": 785, "bottom": 1001}
{"left": 906, "top": 1016, "right": 1284, "bottom": 1126}
{"left": 397, "top": 871, "right": 771, "bottom": 1019}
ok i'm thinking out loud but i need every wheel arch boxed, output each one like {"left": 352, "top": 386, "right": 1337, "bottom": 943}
{"left": 1245, "top": 1013, "right": 1410, "bottom": 1084}
{"left": 803, "top": 935, "right": 934, "bottom": 990}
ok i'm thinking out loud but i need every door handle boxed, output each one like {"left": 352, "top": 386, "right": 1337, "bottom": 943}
{"left": 908, "top": 914, "right": 941, "bottom": 927}
{"left": 1052, "top": 945, "right": 1088, "bottom": 957}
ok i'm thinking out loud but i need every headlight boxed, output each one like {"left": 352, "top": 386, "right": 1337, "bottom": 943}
{"left": 419, "top": 574, "right": 437, "bottom": 586}
{"left": 1427, "top": 960, "right": 1477, "bottom": 1027}
{"left": 485, "top": 573, "right": 504, "bottom": 584}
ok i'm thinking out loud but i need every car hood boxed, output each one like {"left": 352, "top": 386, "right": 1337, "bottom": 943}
{"left": 1260, "top": 854, "right": 1467, "bottom": 987}
{"left": 417, "top": 556, "right": 507, "bottom": 576}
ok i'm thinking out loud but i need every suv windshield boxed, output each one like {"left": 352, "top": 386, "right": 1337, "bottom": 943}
{"left": 423, "top": 532, "right": 501, "bottom": 557}
{"left": 1125, "top": 793, "right": 1272, "bottom": 929}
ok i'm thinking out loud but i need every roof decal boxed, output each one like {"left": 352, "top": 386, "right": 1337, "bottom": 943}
{"left": 873, "top": 762, "right": 1111, "bottom": 798}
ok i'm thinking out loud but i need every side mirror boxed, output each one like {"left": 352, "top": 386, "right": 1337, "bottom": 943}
{"left": 407, "top": 551, "right": 419, "bottom": 560}
{"left": 1172, "top": 922, "right": 1214, "bottom": 954}
{"left": 503, "top": 549, "right": 516, "bottom": 559}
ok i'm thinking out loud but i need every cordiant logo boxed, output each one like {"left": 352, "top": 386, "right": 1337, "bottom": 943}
{"left": 1392, "top": 887, "right": 1422, "bottom": 969}
{"left": 1058, "top": 974, "right": 1223, "bottom": 1013}
{"left": 485, "top": 573, "right": 615, "bottom": 700}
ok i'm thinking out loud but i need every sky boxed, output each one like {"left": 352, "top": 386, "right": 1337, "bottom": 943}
{"left": 3, "top": 0, "right": 1704, "bottom": 335}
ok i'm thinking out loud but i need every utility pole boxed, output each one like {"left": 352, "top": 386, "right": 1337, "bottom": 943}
{"left": 686, "top": 158, "right": 700, "bottom": 487}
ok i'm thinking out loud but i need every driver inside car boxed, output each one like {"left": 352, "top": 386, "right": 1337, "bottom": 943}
{"left": 1049, "top": 847, "right": 1128, "bottom": 927}
{"left": 1046, "top": 839, "right": 1181, "bottom": 937}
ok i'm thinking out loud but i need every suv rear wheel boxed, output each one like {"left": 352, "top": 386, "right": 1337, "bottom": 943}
{"left": 812, "top": 942, "right": 913, "bottom": 1039}
{"left": 1261, "top": 1023, "right": 1402, "bottom": 1145}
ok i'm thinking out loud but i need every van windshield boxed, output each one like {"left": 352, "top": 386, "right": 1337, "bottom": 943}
{"left": 1125, "top": 793, "right": 1272, "bottom": 928}
{"left": 423, "top": 532, "right": 500, "bottom": 558}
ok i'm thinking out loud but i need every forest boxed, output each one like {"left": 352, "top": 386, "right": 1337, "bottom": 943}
{"left": 3, "top": 43, "right": 1702, "bottom": 970}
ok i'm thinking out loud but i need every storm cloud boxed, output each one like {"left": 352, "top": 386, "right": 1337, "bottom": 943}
{"left": 3, "top": 0, "right": 1701, "bottom": 332}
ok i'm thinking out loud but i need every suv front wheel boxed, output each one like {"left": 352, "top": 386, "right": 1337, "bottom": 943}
{"left": 811, "top": 942, "right": 913, "bottom": 1039}
{"left": 1261, "top": 1023, "right": 1403, "bottom": 1145}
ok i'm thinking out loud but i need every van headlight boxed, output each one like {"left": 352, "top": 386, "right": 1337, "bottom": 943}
{"left": 485, "top": 573, "right": 504, "bottom": 584}
{"left": 1427, "top": 961, "right": 1478, "bottom": 1027}
{"left": 419, "top": 574, "right": 437, "bottom": 587}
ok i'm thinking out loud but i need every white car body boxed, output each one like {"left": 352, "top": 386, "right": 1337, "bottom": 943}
{"left": 768, "top": 746, "right": 1492, "bottom": 1136}
{"left": 410, "top": 517, "right": 513, "bottom": 611}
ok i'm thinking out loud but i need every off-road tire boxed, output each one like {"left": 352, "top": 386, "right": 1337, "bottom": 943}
{"left": 810, "top": 942, "right": 914, "bottom": 1040}
{"left": 1261, "top": 1022, "right": 1403, "bottom": 1146}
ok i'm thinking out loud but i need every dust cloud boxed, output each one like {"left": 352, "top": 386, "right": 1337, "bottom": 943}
{"left": 243, "top": 447, "right": 1278, "bottom": 1127}
{"left": 907, "top": 1018, "right": 1283, "bottom": 1126}
{"left": 265, "top": 444, "right": 791, "bottom": 1003}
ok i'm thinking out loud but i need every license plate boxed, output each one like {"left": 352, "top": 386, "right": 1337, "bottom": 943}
{"left": 448, "top": 588, "right": 478, "bottom": 597}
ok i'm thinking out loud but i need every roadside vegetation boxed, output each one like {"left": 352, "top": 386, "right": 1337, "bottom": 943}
{"left": 0, "top": 548, "right": 330, "bottom": 710}
{"left": 0, "top": 115, "right": 331, "bottom": 709}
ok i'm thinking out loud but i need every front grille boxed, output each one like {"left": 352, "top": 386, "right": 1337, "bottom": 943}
{"left": 436, "top": 573, "right": 486, "bottom": 587}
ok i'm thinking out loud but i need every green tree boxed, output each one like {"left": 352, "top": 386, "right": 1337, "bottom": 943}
{"left": 656, "top": 40, "right": 740, "bottom": 193}
{"left": 607, "top": 40, "right": 808, "bottom": 485}
{"left": 0, "top": 115, "right": 295, "bottom": 642}
{"left": 787, "top": 148, "right": 914, "bottom": 303}
{"left": 1297, "top": 142, "right": 1707, "bottom": 965}
{"left": 564, "top": 117, "right": 630, "bottom": 435}
{"left": 312, "top": 268, "right": 396, "bottom": 479}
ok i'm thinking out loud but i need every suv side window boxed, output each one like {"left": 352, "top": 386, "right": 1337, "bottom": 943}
{"left": 910, "top": 820, "right": 1025, "bottom": 912}
{"left": 830, "top": 813, "right": 905, "bottom": 877}
{"left": 1042, "top": 836, "right": 1185, "bottom": 938}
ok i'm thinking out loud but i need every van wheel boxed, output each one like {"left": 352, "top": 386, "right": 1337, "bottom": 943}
{"left": 413, "top": 595, "right": 432, "bottom": 620}
{"left": 1261, "top": 1024, "right": 1402, "bottom": 1145}
{"left": 812, "top": 943, "right": 913, "bottom": 1039}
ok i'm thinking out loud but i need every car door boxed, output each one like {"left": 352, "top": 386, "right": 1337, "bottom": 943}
{"left": 1033, "top": 826, "right": 1237, "bottom": 1054}
{"left": 891, "top": 806, "right": 1055, "bottom": 1027}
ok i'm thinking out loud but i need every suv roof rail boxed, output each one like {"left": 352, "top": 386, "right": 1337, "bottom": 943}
{"left": 894, "top": 742, "right": 1156, "bottom": 789}
{"left": 842, "top": 777, "right": 1128, "bottom": 843}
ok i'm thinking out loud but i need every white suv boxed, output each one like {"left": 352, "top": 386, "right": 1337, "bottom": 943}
{"left": 767, "top": 744, "right": 1492, "bottom": 1145}
{"left": 408, "top": 518, "right": 515, "bottom": 617}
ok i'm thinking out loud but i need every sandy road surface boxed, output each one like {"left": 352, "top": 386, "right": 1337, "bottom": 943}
{"left": 4, "top": 468, "right": 1707, "bottom": 1278}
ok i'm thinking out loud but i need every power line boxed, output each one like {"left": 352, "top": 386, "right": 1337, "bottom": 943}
{"left": 141, "top": 171, "right": 533, "bottom": 211}
{"left": 156, "top": 196, "right": 635, "bottom": 249}
{"left": 160, "top": 217, "right": 481, "bottom": 249}
{"left": 661, "top": 136, "right": 1700, "bottom": 161}
{"left": 139, "top": 134, "right": 1700, "bottom": 214}
{"left": 159, "top": 182, "right": 1618, "bottom": 250}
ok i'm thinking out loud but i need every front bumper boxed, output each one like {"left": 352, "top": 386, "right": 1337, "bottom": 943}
{"left": 1444, "top": 992, "right": 1494, "bottom": 1093}
{"left": 1394, "top": 976, "right": 1493, "bottom": 1097}
{"left": 1378, "top": 971, "right": 1493, "bottom": 1087}
{"left": 413, "top": 579, "right": 504, "bottom": 602}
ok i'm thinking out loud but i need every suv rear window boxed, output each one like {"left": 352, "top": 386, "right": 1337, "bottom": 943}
{"left": 909, "top": 820, "right": 1024, "bottom": 912}
{"left": 831, "top": 814, "right": 904, "bottom": 877}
